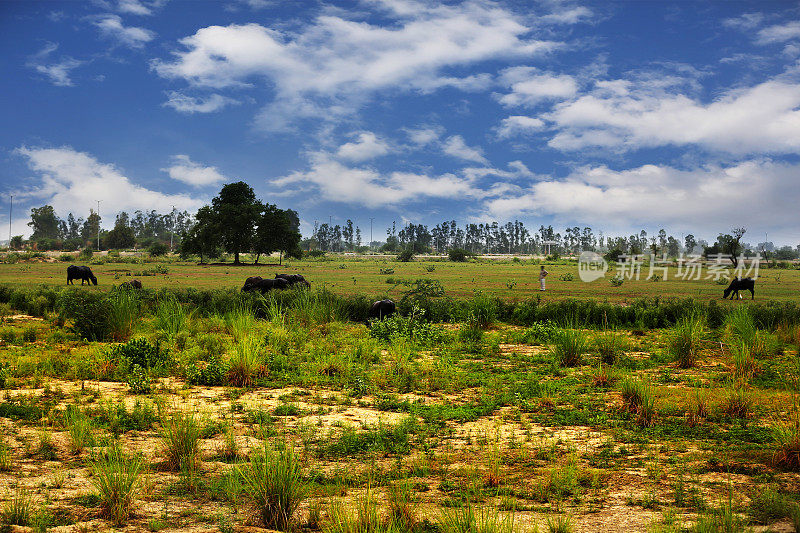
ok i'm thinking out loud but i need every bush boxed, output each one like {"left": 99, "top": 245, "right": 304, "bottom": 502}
{"left": 148, "top": 242, "right": 169, "bottom": 257}
{"left": 186, "top": 356, "right": 227, "bottom": 386}
{"left": 78, "top": 248, "right": 93, "bottom": 260}
{"left": 57, "top": 290, "right": 112, "bottom": 341}
{"left": 238, "top": 443, "right": 307, "bottom": 530}
{"left": 126, "top": 365, "right": 152, "bottom": 394}
{"left": 91, "top": 444, "right": 144, "bottom": 526}
{"left": 396, "top": 248, "right": 415, "bottom": 262}
{"left": 110, "top": 338, "right": 167, "bottom": 372}
{"left": 448, "top": 248, "right": 472, "bottom": 262}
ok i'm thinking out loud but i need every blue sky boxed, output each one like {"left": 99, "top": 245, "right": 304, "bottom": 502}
{"left": 2, "top": 0, "right": 799, "bottom": 245}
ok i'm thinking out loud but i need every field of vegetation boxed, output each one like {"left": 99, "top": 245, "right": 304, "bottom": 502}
{"left": 1, "top": 254, "right": 799, "bottom": 532}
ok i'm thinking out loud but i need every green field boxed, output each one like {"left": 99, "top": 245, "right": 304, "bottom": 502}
{"left": 1, "top": 255, "right": 798, "bottom": 303}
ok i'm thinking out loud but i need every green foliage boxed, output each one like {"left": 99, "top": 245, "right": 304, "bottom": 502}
{"left": 227, "top": 334, "right": 264, "bottom": 387}
{"left": 160, "top": 410, "right": 202, "bottom": 471}
{"left": 559, "top": 272, "right": 575, "bottom": 282}
{"left": 748, "top": 488, "right": 797, "bottom": 524}
{"left": 396, "top": 248, "right": 415, "bottom": 262}
{"left": 91, "top": 444, "right": 144, "bottom": 526}
{"left": 448, "top": 248, "right": 473, "bottom": 262}
{"left": 57, "top": 289, "right": 113, "bottom": 341}
{"left": 148, "top": 242, "right": 169, "bottom": 257}
{"left": 369, "top": 306, "right": 443, "bottom": 345}
{"left": 126, "top": 364, "right": 152, "bottom": 394}
{"left": 153, "top": 296, "right": 188, "bottom": 339}
{"left": 609, "top": 276, "right": 624, "bottom": 287}
{"left": 668, "top": 314, "right": 707, "bottom": 368}
{"left": 552, "top": 328, "right": 589, "bottom": 367}
{"left": 325, "top": 418, "right": 417, "bottom": 456}
{"left": 238, "top": 443, "right": 307, "bottom": 530}
{"left": 110, "top": 338, "right": 168, "bottom": 373}
{"left": 621, "top": 377, "right": 657, "bottom": 426}
{"left": 186, "top": 356, "right": 227, "bottom": 386}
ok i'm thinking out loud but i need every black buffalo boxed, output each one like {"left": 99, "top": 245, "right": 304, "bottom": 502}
{"left": 119, "top": 279, "right": 142, "bottom": 289}
{"left": 67, "top": 265, "right": 97, "bottom": 286}
{"left": 368, "top": 299, "right": 396, "bottom": 321}
{"left": 723, "top": 277, "right": 755, "bottom": 300}
{"left": 275, "top": 273, "right": 311, "bottom": 287}
{"left": 242, "top": 276, "right": 288, "bottom": 294}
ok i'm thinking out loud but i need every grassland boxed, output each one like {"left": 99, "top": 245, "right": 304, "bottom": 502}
{"left": 0, "top": 254, "right": 798, "bottom": 302}
{"left": 0, "top": 255, "right": 799, "bottom": 532}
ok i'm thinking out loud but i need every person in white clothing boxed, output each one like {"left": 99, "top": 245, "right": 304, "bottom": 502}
{"left": 539, "top": 265, "right": 549, "bottom": 291}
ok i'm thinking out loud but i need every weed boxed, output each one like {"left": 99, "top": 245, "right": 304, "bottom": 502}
{"left": 552, "top": 328, "right": 589, "bottom": 367}
{"left": 546, "top": 514, "right": 574, "bottom": 533}
{"left": 1, "top": 488, "right": 34, "bottom": 525}
{"left": 721, "top": 384, "right": 752, "bottom": 420}
{"left": 388, "top": 480, "right": 418, "bottom": 531}
{"left": 620, "top": 377, "right": 657, "bottom": 426}
{"left": 91, "top": 444, "right": 144, "bottom": 526}
{"left": 22, "top": 326, "right": 36, "bottom": 343}
{"left": 594, "top": 330, "right": 628, "bottom": 365}
{"left": 153, "top": 296, "right": 188, "bottom": 340}
{"left": 227, "top": 333, "right": 264, "bottom": 387}
{"left": 773, "top": 400, "right": 800, "bottom": 470}
{"left": 65, "top": 406, "right": 95, "bottom": 454}
{"left": 0, "top": 441, "right": 10, "bottom": 471}
{"left": 107, "top": 289, "right": 140, "bottom": 341}
{"left": 438, "top": 503, "right": 517, "bottom": 533}
{"left": 748, "top": 488, "right": 796, "bottom": 524}
{"left": 685, "top": 388, "right": 709, "bottom": 427}
{"left": 668, "top": 314, "right": 707, "bottom": 368}
{"left": 238, "top": 443, "right": 307, "bottom": 530}
{"left": 160, "top": 410, "right": 202, "bottom": 471}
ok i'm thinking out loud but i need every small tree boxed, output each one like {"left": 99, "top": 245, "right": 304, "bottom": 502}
{"left": 179, "top": 206, "right": 220, "bottom": 263}
{"left": 28, "top": 205, "right": 62, "bottom": 240}
{"left": 211, "top": 182, "right": 262, "bottom": 264}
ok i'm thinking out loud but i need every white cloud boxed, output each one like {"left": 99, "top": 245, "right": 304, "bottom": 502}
{"left": 544, "top": 75, "right": 800, "bottom": 154}
{"left": 153, "top": 2, "right": 560, "bottom": 129}
{"left": 336, "top": 132, "right": 391, "bottom": 161}
{"left": 497, "top": 67, "right": 578, "bottom": 107}
{"left": 539, "top": 6, "right": 592, "bottom": 25}
{"left": 442, "top": 135, "right": 488, "bottom": 164}
{"left": 722, "top": 12, "right": 765, "bottom": 31}
{"left": 404, "top": 125, "right": 443, "bottom": 146}
{"left": 756, "top": 20, "right": 800, "bottom": 44}
{"left": 162, "top": 91, "right": 241, "bottom": 113}
{"left": 26, "top": 43, "right": 83, "bottom": 87}
{"left": 161, "top": 155, "right": 227, "bottom": 187}
{"left": 15, "top": 146, "right": 203, "bottom": 228}
{"left": 117, "top": 0, "right": 152, "bottom": 15}
{"left": 495, "top": 115, "right": 545, "bottom": 139}
{"left": 482, "top": 160, "right": 800, "bottom": 234}
{"left": 92, "top": 14, "right": 155, "bottom": 48}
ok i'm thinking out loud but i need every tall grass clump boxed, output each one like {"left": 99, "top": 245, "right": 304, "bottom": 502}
{"left": 773, "top": 400, "right": 800, "bottom": 470}
{"left": 620, "top": 376, "right": 657, "bottom": 426}
{"left": 1, "top": 488, "right": 34, "bottom": 525}
{"left": 65, "top": 406, "right": 95, "bottom": 454}
{"left": 593, "top": 330, "right": 628, "bottom": 365}
{"left": 160, "top": 410, "right": 202, "bottom": 471}
{"left": 91, "top": 444, "right": 144, "bottom": 526}
{"left": 438, "top": 503, "right": 517, "bottom": 533}
{"left": 288, "top": 288, "right": 345, "bottom": 324}
{"left": 227, "top": 333, "right": 264, "bottom": 387}
{"left": 730, "top": 343, "right": 758, "bottom": 383}
{"left": 153, "top": 296, "right": 188, "bottom": 340}
{"left": 552, "top": 328, "right": 589, "bottom": 367}
{"left": 668, "top": 314, "right": 707, "bottom": 368}
{"left": 107, "top": 288, "right": 141, "bottom": 342}
{"left": 238, "top": 443, "right": 307, "bottom": 530}
{"left": 324, "top": 492, "right": 385, "bottom": 533}
{"left": 224, "top": 303, "right": 257, "bottom": 342}
{"left": 724, "top": 306, "right": 757, "bottom": 345}
{"left": 465, "top": 292, "right": 498, "bottom": 329}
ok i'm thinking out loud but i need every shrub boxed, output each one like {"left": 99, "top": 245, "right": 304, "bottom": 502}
{"left": 238, "top": 443, "right": 307, "bottom": 530}
{"left": 126, "top": 365, "right": 152, "bottom": 394}
{"left": 668, "top": 314, "right": 707, "bottom": 368}
{"left": 369, "top": 306, "right": 443, "bottom": 345}
{"left": 57, "top": 290, "right": 112, "bottom": 341}
{"left": 448, "top": 248, "right": 472, "bottom": 262}
{"left": 609, "top": 276, "right": 624, "bottom": 287}
{"left": 78, "top": 248, "right": 93, "bottom": 260}
{"left": 148, "top": 242, "right": 169, "bottom": 257}
{"left": 160, "top": 410, "right": 202, "bottom": 471}
{"left": 91, "top": 444, "right": 144, "bottom": 526}
{"left": 396, "top": 248, "right": 414, "bottom": 262}
{"left": 552, "top": 328, "right": 589, "bottom": 367}
{"left": 186, "top": 356, "right": 227, "bottom": 386}
{"left": 559, "top": 272, "right": 575, "bottom": 282}
{"left": 464, "top": 292, "right": 498, "bottom": 329}
{"left": 517, "top": 321, "right": 559, "bottom": 345}
{"left": 748, "top": 488, "right": 796, "bottom": 524}
{"left": 110, "top": 338, "right": 167, "bottom": 372}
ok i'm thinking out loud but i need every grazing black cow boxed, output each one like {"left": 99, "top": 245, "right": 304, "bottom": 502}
{"left": 368, "top": 299, "right": 396, "bottom": 321}
{"left": 242, "top": 276, "right": 288, "bottom": 294}
{"left": 67, "top": 265, "right": 97, "bottom": 286}
{"left": 275, "top": 273, "right": 311, "bottom": 287}
{"left": 119, "top": 279, "right": 142, "bottom": 289}
{"left": 723, "top": 277, "right": 755, "bottom": 300}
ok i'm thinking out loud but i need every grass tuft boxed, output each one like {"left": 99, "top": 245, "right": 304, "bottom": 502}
{"left": 552, "top": 328, "right": 589, "bottom": 367}
{"left": 160, "top": 410, "right": 202, "bottom": 472}
{"left": 91, "top": 444, "right": 144, "bottom": 526}
{"left": 668, "top": 314, "right": 706, "bottom": 368}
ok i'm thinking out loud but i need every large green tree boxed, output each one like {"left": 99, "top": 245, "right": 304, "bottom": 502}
{"left": 211, "top": 182, "right": 262, "bottom": 264}
{"left": 28, "top": 205, "right": 62, "bottom": 240}
{"left": 179, "top": 206, "right": 220, "bottom": 263}
{"left": 253, "top": 204, "right": 301, "bottom": 264}
{"left": 105, "top": 212, "right": 136, "bottom": 249}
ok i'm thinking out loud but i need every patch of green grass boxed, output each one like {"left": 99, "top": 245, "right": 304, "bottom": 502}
{"left": 324, "top": 417, "right": 417, "bottom": 456}
{"left": 91, "top": 444, "right": 144, "bottom": 526}
{"left": 552, "top": 328, "right": 589, "bottom": 367}
{"left": 1, "top": 488, "right": 35, "bottom": 525}
{"left": 160, "top": 410, "right": 202, "bottom": 472}
{"left": 668, "top": 314, "right": 707, "bottom": 368}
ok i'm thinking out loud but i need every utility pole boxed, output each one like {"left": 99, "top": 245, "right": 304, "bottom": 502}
{"left": 96, "top": 200, "right": 101, "bottom": 250}
{"left": 8, "top": 195, "right": 12, "bottom": 248}
{"left": 170, "top": 205, "right": 176, "bottom": 252}
{"left": 369, "top": 217, "right": 374, "bottom": 251}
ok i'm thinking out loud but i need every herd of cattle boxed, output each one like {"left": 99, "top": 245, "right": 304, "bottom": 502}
{"left": 66, "top": 265, "right": 398, "bottom": 319}
{"left": 65, "top": 264, "right": 757, "bottom": 307}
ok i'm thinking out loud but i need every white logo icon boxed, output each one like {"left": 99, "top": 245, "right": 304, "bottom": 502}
{"left": 578, "top": 251, "right": 608, "bottom": 282}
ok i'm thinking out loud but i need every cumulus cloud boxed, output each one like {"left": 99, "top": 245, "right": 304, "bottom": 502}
{"left": 26, "top": 42, "right": 83, "bottom": 87}
{"left": 153, "top": 1, "right": 561, "bottom": 129}
{"left": 404, "top": 125, "right": 443, "bottom": 146}
{"left": 495, "top": 115, "right": 545, "bottom": 139}
{"left": 497, "top": 67, "right": 578, "bottom": 107}
{"left": 162, "top": 91, "right": 241, "bottom": 113}
{"left": 162, "top": 155, "right": 227, "bottom": 187}
{"left": 15, "top": 146, "right": 203, "bottom": 224}
{"left": 92, "top": 14, "right": 155, "bottom": 48}
{"left": 482, "top": 160, "right": 800, "bottom": 234}
{"left": 336, "top": 132, "right": 391, "bottom": 161}
{"left": 544, "top": 75, "right": 800, "bottom": 154}
{"left": 442, "top": 135, "right": 488, "bottom": 164}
